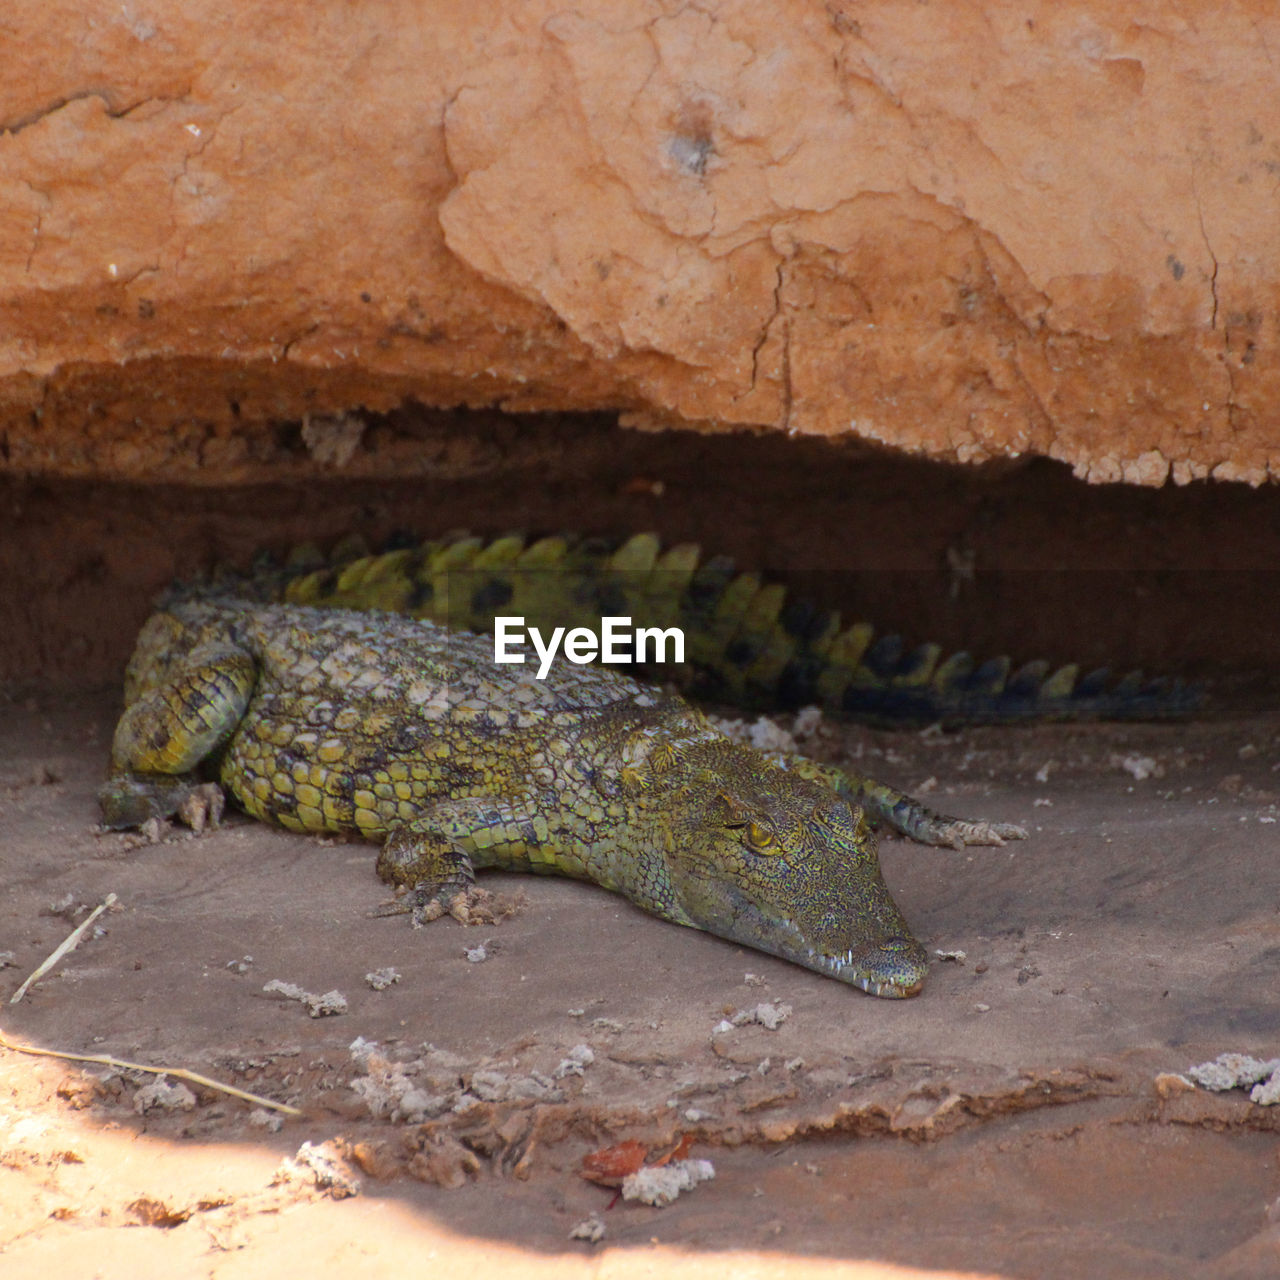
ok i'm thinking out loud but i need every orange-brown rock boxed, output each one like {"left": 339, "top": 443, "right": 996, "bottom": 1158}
{"left": 2, "top": 1, "right": 1277, "bottom": 484}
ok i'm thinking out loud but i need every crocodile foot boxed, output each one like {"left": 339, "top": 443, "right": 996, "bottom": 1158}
{"left": 915, "top": 816, "right": 1028, "bottom": 849}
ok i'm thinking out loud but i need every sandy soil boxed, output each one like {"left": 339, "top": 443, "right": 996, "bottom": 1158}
{"left": 2, "top": 687, "right": 1278, "bottom": 1279}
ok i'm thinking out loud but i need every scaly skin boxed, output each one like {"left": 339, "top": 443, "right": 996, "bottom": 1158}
{"left": 221, "top": 531, "right": 1202, "bottom": 728}
{"left": 98, "top": 599, "right": 1025, "bottom": 998}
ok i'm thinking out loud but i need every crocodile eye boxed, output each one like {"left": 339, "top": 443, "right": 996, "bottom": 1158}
{"left": 744, "top": 821, "right": 778, "bottom": 853}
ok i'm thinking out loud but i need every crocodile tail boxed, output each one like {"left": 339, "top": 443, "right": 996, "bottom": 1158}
{"left": 277, "top": 531, "right": 690, "bottom": 635}
{"left": 266, "top": 532, "right": 1203, "bottom": 726}
{"left": 639, "top": 542, "right": 1202, "bottom": 726}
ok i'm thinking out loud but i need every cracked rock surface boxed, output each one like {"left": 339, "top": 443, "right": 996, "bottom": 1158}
{"left": 2, "top": 2, "right": 1278, "bottom": 483}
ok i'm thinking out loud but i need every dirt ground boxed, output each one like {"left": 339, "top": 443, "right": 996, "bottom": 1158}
{"left": 2, "top": 687, "right": 1278, "bottom": 1279}
{"left": 2, "top": 436, "right": 1280, "bottom": 1278}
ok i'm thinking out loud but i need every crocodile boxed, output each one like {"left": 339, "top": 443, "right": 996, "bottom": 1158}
{"left": 226, "top": 530, "right": 1200, "bottom": 729}
{"left": 99, "top": 591, "right": 1030, "bottom": 999}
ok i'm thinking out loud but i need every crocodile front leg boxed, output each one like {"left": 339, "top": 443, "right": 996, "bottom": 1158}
{"left": 374, "top": 794, "right": 577, "bottom": 925}
{"left": 783, "top": 757, "right": 1027, "bottom": 849}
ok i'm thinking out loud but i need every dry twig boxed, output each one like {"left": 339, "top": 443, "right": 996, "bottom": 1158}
{"left": 9, "top": 892, "right": 118, "bottom": 1004}
{"left": 0, "top": 1030, "right": 302, "bottom": 1117}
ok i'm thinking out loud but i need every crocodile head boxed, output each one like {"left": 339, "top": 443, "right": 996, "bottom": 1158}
{"left": 660, "top": 744, "right": 929, "bottom": 997}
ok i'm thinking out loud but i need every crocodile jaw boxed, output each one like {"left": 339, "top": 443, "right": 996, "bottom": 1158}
{"left": 703, "top": 908, "right": 930, "bottom": 998}
{"left": 806, "top": 935, "right": 929, "bottom": 999}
